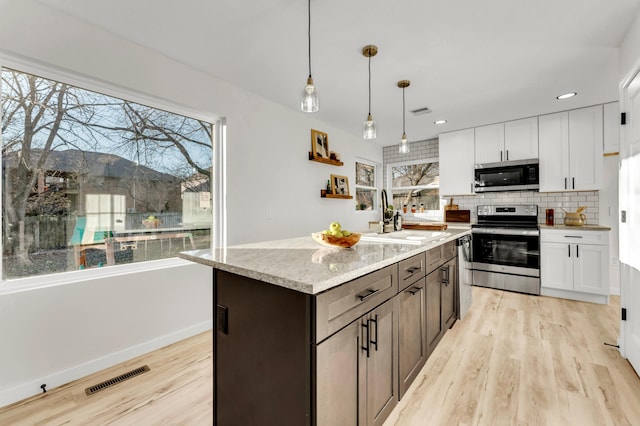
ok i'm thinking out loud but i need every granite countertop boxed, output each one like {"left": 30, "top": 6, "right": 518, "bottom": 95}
{"left": 539, "top": 224, "right": 611, "bottom": 231}
{"left": 179, "top": 227, "right": 471, "bottom": 295}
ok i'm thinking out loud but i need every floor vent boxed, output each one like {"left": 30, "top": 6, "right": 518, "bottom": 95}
{"left": 85, "top": 365, "right": 150, "bottom": 396}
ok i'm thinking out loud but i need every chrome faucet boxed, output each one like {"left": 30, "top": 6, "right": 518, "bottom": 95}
{"left": 381, "top": 189, "right": 390, "bottom": 223}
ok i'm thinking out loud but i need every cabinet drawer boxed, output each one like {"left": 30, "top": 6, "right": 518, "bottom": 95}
{"left": 315, "top": 265, "right": 398, "bottom": 343}
{"left": 426, "top": 246, "right": 444, "bottom": 274}
{"left": 426, "top": 241, "right": 457, "bottom": 273}
{"left": 541, "top": 229, "right": 607, "bottom": 245}
{"left": 442, "top": 241, "right": 456, "bottom": 262}
{"left": 398, "top": 252, "right": 426, "bottom": 290}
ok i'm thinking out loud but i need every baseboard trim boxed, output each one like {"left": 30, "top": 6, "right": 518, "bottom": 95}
{"left": 541, "top": 287, "right": 609, "bottom": 305}
{"left": 0, "top": 320, "right": 213, "bottom": 408}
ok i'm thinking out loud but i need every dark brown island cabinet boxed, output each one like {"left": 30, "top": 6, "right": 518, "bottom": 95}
{"left": 213, "top": 240, "right": 459, "bottom": 425}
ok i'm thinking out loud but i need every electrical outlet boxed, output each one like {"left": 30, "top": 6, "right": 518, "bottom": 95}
{"left": 265, "top": 206, "right": 272, "bottom": 220}
{"left": 621, "top": 210, "right": 627, "bottom": 223}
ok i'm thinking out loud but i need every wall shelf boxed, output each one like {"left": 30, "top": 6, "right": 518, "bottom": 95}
{"left": 321, "top": 193, "right": 353, "bottom": 199}
{"left": 309, "top": 152, "right": 343, "bottom": 166}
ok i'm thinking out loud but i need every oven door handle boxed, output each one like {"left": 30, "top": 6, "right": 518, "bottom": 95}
{"left": 472, "top": 228, "right": 540, "bottom": 236}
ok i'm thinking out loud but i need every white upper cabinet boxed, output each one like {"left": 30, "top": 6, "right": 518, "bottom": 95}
{"left": 539, "top": 111, "right": 570, "bottom": 192}
{"left": 539, "top": 105, "right": 603, "bottom": 191}
{"left": 439, "top": 128, "right": 475, "bottom": 195}
{"left": 474, "top": 117, "right": 538, "bottom": 165}
{"left": 569, "top": 105, "right": 603, "bottom": 190}
{"left": 603, "top": 101, "right": 620, "bottom": 154}
{"left": 504, "top": 117, "right": 539, "bottom": 161}
{"left": 474, "top": 123, "right": 504, "bottom": 164}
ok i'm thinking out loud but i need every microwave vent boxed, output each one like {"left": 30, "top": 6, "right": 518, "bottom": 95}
{"left": 411, "top": 107, "right": 432, "bottom": 115}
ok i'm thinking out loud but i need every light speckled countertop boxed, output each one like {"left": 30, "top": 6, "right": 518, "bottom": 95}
{"left": 539, "top": 224, "right": 611, "bottom": 231}
{"left": 180, "top": 227, "right": 471, "bottom": 295}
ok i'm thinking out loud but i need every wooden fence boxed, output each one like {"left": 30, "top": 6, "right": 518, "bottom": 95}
{"left": 5, "top": 213, "right": 185, "bottom": 253}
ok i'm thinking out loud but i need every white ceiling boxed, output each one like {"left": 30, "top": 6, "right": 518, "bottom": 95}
{"left": 37, "top": 0, "right": 640, "bottom": 146}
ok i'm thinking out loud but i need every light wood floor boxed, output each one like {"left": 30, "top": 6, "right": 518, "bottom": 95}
{"left": 0, "top": 331, "right": 213, "bottom": 425}
{"left": 385, "top": 287, "right": 640, "bottom": 426}
{"left": 1, "top": 287, "right": 639, "bottom": 425}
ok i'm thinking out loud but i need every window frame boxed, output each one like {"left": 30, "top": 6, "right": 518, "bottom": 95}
{"left": 354, "top": 159, "right": 379, "bottom": 212}
{"left": 0, "top": 52, "right": 223, "bottom": 288}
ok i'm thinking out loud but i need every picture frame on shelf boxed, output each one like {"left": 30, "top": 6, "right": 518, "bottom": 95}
{"left": 311, "top": 129, "right": 329, "bottom": 159}
{"left": 330, "top": 174, "right": 350, "bottom": 196}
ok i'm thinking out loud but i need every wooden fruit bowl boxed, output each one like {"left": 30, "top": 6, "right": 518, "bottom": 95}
{"left": 311, "top": 232, "right": 361, "bottom": 248}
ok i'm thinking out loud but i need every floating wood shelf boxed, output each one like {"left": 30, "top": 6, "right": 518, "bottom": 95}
{"left": 321, "top": 193, "right": 353, "bottom": 199}
{"left": 309, "top": 152, "right": 343, "bottom": 166}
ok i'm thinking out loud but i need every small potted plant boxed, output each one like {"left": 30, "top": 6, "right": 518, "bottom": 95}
{"left": 142, "top": 214, "right": 161, "bottom": 228}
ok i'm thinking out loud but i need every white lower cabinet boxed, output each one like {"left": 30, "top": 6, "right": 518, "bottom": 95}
{"left": 540, "top": 229, "right": 609, "bottom": 304}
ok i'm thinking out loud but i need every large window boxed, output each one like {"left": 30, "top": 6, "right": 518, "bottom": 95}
{"left": 388, "top": 159, "right": 442, "bottom": 218}
{"left": 1, "top": 67, "right": 213, "bottom": 280}
{"left": 355, "top": 161, "right": 377, "bottom": 211}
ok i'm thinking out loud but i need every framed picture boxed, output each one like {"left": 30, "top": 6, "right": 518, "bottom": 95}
{"left": 311, "top": 129, "right": 329, "bottom": 158}
{"left": 331, "top": 174, "right": 350, "bottom": 196}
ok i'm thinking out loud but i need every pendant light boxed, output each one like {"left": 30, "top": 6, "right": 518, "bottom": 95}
{"left": 398, "top": 80, "right": 410, "bottom": 153}
{"left": 301, "top": 0, "right": 318, "bottom": 112}
{"left": 362, "top": 45, "right": 378, "bottom": 140}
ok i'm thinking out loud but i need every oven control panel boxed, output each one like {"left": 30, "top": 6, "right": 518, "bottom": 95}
{"left": 477, "top": 205, "right": 537, "bottom": 217}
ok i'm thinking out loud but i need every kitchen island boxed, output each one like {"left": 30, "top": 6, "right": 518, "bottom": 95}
{"left": 180, "top": 227, "right": 470, "bottom": 426}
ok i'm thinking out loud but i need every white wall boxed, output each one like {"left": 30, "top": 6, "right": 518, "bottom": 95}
{"left": 0, "top": 0, "right": 382, "bottom": 407}
{"left": 620, "top": 10, "right": 640, "bottom": 82}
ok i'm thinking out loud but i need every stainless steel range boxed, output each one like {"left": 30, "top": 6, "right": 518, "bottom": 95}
{"left": 471, "top": 205, "right": 540, "bottom": 295}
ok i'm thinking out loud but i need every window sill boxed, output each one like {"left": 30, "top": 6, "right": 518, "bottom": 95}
{"left": 0, "top": 257, "right": 194, "bottom": 295}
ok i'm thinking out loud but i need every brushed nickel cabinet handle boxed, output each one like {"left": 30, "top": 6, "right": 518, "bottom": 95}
{"left": 358, "top": 288, "right": 380, "bottom": 302}
{"left": 362, "top": 320, "right": 370, "bottom": 358}
{"left": 407, "top": 286, "right": 421, "bottom": 295}
{"left": 370, "top": 315, "right": 378, "bottom": 351}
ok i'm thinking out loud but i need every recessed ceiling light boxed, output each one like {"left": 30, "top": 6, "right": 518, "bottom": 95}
{"left": 434, "top": 120, "right": 447, "bottom": 125}
{"left": 556, "top": 92, "right": 577, "bottom": 100}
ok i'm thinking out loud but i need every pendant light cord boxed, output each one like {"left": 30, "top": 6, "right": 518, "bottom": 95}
{"left": 368, "top": 55, "right": 372, "bottom": 115}
{"left": 307, "top": 0, "right": 312, "bottom": 78}
{"left": 402, "top": 87, "right": 406, "bottom": 133}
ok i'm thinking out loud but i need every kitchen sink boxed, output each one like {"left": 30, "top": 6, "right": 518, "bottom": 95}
{"left": 360, "top": 230, "right": 451, "bottom": 245}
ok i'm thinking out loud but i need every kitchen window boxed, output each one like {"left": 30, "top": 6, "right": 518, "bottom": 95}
{"left": 388, "top": 158, "right": 442, "bottom": 218}
{"left": 1, "top": 67, "right": 214, "bottom": 280}
{"left": 355, "top": 161, "right": 378, "bottom": 211}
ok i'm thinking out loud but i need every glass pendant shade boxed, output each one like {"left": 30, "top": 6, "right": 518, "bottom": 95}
{"left": 399, "top": 133, "right": 409, "bottom": 153}
{"left": 301, "top": 77, "right": 319, "bottom": 113}
{"left": 363, "top": 114, "right": 376, "bottom": 140}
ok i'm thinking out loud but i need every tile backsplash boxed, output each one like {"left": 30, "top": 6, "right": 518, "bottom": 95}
{"left": 383, "top": 138, "right": 599, "bottom": 225}
{"left": 444, "top": 191, "right": 599, "bottom": 225}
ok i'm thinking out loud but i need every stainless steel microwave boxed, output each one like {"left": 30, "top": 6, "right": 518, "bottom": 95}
{"left": 474, "top": 159, "right": 539, "bottom": 192}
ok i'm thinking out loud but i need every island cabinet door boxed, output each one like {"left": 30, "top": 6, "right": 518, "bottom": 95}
{"left": 315, "top": 320, "right": 363, "bottom": 426}
{"left": 215, "top": 270, "right": 312, "bottom": 426}
{"left": 441, "top": 258, "right": 458, "bottom": 331}
{"left": 398, "top": 277, "right": 427, "bottom": 399}
{"left": 365, "top": 297, "right": 399, "bottom": 426}
{"left": 426, "top": 267, "right": 443, "bottom": 357}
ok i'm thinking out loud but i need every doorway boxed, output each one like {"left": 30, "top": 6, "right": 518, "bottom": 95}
{"left": 619, "top": 66, "right": 640, "bottom": 376}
